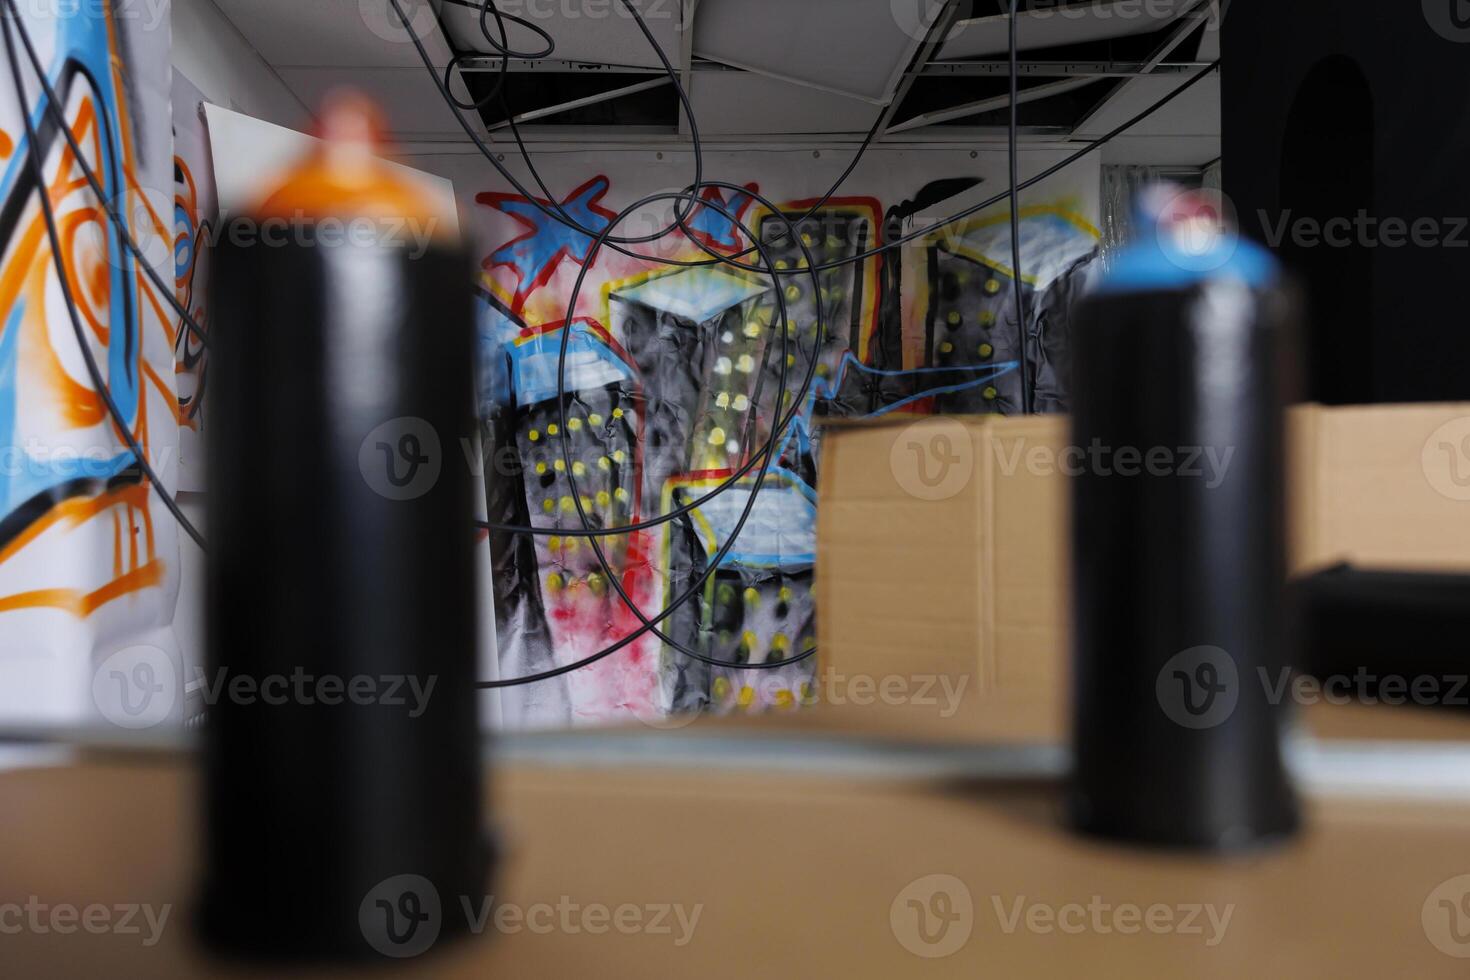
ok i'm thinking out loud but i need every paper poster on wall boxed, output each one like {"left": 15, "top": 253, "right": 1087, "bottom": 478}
{"left": 172, "top": 71, "right": 216, "bottom": 492}
{"left": 198, "top": 103, "right": 502, "bottom": 723}
{"left": 201, "top": 103, "right": 460, "bottom": 237}
{"left": 0, "top": 4, "right": 182, "bottom": 727}
{"left": 421, "top": 146, "right": 1102, "bottom": 729}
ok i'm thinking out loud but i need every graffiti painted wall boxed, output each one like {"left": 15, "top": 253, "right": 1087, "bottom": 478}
{"left": 0, "top": 4, "right": 181, "bottom": 725}
{"left": 420, "top": 147, "right": 1101, "bottom": 728}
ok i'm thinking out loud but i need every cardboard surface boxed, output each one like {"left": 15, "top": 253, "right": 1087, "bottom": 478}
{"left": 816, "top": 404, "right": 1470, "bottom": 745}
{"left": 817, "top": 414, "right": 1069, "bottom": 743}
{"left": 5, "top": 758, "right": 1470, "bottom": 977}
{"left": 1291, "top": 403, "right": 1470, "bottom": 573}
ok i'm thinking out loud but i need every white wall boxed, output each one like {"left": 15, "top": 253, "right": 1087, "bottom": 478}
{"left": 170, "top": 0, "right": 309, "bottom": 704}
{"left": 172, "top": 0, "right": 309, "bottom": 130}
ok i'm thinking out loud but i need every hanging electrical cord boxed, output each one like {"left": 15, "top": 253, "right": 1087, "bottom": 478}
{"left": 0, "top": 10, "right": 207, "bottom": 552}
{"left": 477, "top": 183, "right": 822, "bottom": 688}
{"left": 2, "top": 0, "right": 1222, "bottom": 688}
{"left": 1008, "top": 0, "right": 1032, "bottom": 414}
{"left": 411, "top": 0, "right": 704, "bottom": 249}
{"left": 412, "top": 0, "right": 1219, "bottom": 276}
{"left": 551, "top": 180, "right": 822, "bottom": 673}
{"left": 433, "top": 5, "right": 1221, "bottom": 687}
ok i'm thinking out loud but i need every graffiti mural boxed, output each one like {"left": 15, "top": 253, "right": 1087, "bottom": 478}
{"left": 461, "top": 152, "right": 1100, "bottom": 728}
{"left": 0, "top": 5, "right": 180, "bottom": 721}
{"left": 170, "top": 71, "right": 216, "bottom": 491}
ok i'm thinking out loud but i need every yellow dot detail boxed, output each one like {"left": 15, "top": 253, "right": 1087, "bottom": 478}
{"left": 553, "top": 459, "right": 566, "bottom": 472}
{"left": 546, "top": 423, "right": 558, "bottom": 436}
{"left": 614, "top": 488, "right": 630, "bottom": 504}
{"left": 611, "top": 450, "right": 627, "bottom": 464}
{"left": 572, "top": 461, "right": 587, "bottom": 477}
{"left": 560, "top": 496, "right": 575, "bottom": 512}
{"left": 612, "top": 408, "right": 624, "bottom": 419}
{"left": 542, "top": 498, "right": 555, "bottom": 514}
{"left": 978, "top": 343, "right": 994, "bottom": 358}
{"left": 589, "top": 413, "right": 604, "bottom": 426}
{"left": 598, "top": 456, "right": 611, "bottom": 471}
{"left": 774, "top": 690, "right": 794, "bottom": 709}
{"left": 715, "top": 392, "right": 731, "bottom": 409}
{"left": 939, "top": 342, "right": 954, "bottom": 354}
{"left": 713, "top": 677, "right": 731, "bottom": 700}
{"left": 737, "top": 686, "right": 755, "bottom": 708}
{"left": 947, "top": 311, "right": 961, "bottom": 326}
{"left": 708, "top": 427, "right": 727, "bottom": 446}
{"left": 985, "top": 279, "right": 1001, "bottom": 295}
{"left": 983, "top": 386, "right": 999, "bottom": 401}
{"left": 743, "top": 587, "right": 760, "bottom": 607}
{"left": 535, "top": 461, "right": 547, "bottom": 475}
{"left": 546, "top": 573, "right": 564, "bottom": 593}
{"left": 596, "top": 490, "right": 611, "bottom": 508}
{"left": 528, "top": 429, "right": 541, "bottom": 442}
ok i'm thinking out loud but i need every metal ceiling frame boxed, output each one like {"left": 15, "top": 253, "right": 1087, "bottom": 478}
{"left": 874, "top": 0, "right": 965, "bottom": 137}
{"left": 1068, "top": 0, "right": 1215, "bottom": 134}
{"left": 484, "top": 77, "right": 675, "bottom": 131}
{"left": 884, "top": 75, "right": 1100, "bottom": 134}
{"left": 412, "top": 0, "right": 1220, "bottom": 142}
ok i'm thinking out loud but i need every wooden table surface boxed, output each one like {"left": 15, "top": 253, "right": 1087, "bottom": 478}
{"left": 4, "top": 740, "right": 1470, "bottom": 979}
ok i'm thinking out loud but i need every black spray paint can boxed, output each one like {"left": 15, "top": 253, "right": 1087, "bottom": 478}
{"left": 198, "top": 99, "right": 490, "bottom": 960}
{"left": 1067, "top": 187, "right": 1301, "bottom": 850}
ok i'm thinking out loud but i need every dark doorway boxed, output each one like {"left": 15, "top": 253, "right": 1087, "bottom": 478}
{"left": 1279, "top": 56, "right": 1374, "bottom": 405}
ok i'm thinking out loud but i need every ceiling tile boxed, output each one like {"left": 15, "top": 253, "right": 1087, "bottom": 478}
{"left": 212, "top": 0, "right": 455, "bottom": 68}
{"left": 939, "top": 0, "right": 1196, "bottom": 60}
{"left": 692, "top": 0, "right": 946, "bottom": 104}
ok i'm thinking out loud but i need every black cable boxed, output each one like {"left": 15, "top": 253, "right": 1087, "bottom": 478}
{"left": 391, "top": 0, "right": 702, "bottom": 249}
{"left": 1009, "top": 0, "right": 1032, "bottom": 415}
{"left": 402, "top": 0, "right": 1218, "bottom": 277}
{"left": 2, "top": 0, "right": 208, "bottom": 348}
{"left": 552, "top": 181, "right": 822, "bottom": 674}
{"left": 1, "top": 9, "right": 207, "bottom": 552}
{"left": 474, "top": 0, "right": 556, "bottom": 59}
{"left": 6, "top": 0, "right": 1223, "bottom": 688}
{"left": 387, "top": 0, "right": 1215, "bottom": 688}
{"left": 477, "top": 184, "right": 820, "bottom": 688}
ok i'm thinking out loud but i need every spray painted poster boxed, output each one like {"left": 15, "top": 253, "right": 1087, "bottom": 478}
{"left": 170, "top": 70, "right": 215, "bottom": 492}
{"left": 435, "top": 146, "right": 1101, "bottom": 728}
{"left": 0, "top": 2, "right": 181, "bottom": 727}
